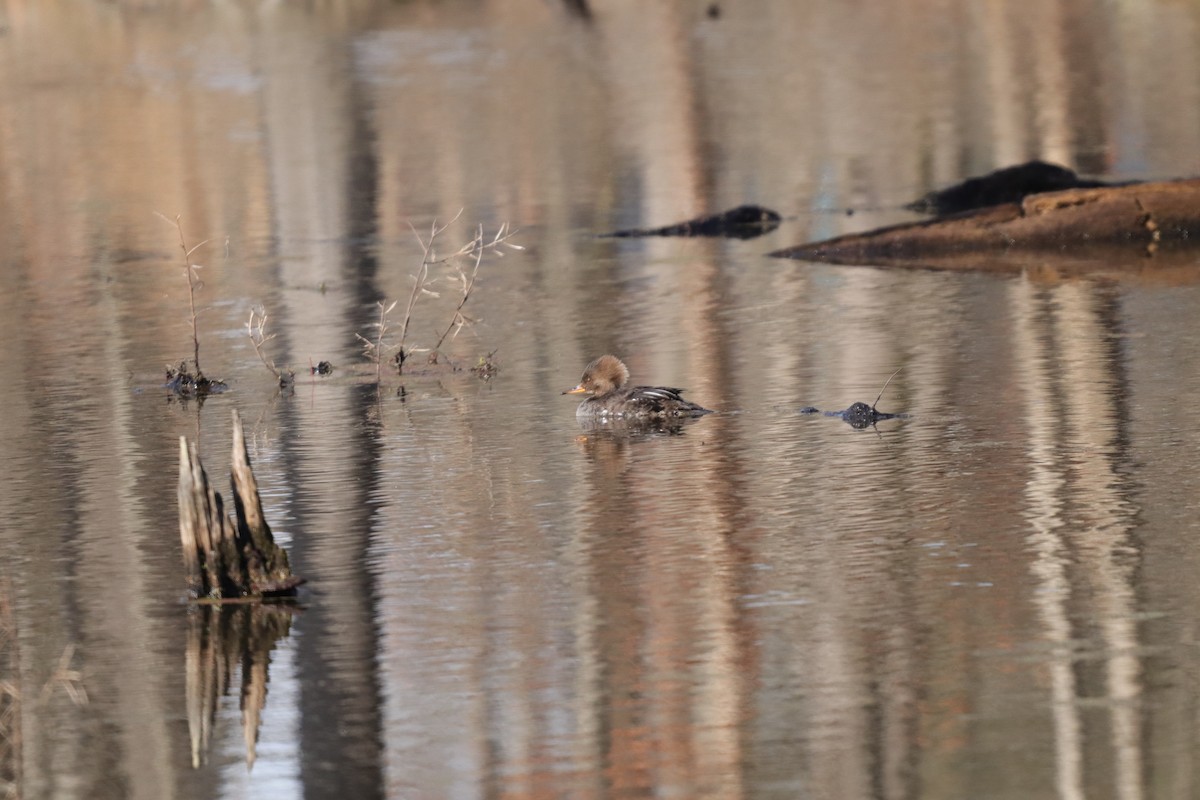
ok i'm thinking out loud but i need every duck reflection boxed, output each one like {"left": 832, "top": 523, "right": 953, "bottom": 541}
{"left": 573, "top": 415, "right": 708, "bottom": 478}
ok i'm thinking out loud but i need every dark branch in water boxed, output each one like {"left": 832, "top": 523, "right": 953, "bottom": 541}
{"left": 601, "top": 204, "right": 781, "bottom": 240}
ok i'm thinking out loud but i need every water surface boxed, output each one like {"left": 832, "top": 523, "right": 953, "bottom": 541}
{"left": 3, "top": 2, "right": 1200, "bottom": 798}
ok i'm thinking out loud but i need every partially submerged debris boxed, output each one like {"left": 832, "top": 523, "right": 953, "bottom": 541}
{"left": 470, "top": 351, "right": 500, "bottom": 381}
{"left": 800, "top": 369, "right": 907, "bottom": 429}
{"left": 906, "top": 160, "right": 1114, "bottom": 215}
{"left": 800, "top": 402, "right": 908, "bottom": 429}
{"left": 771, "top": 177, "right": 1200, "bottom": 271}
{"left": 166, "top": 362, "right": 228, "bottom": 396}
{"left": 601, "top": 204, "right": 782, "bottom": 239}
{"left": 178, "top": 410, "right": 303, "bottom": 600}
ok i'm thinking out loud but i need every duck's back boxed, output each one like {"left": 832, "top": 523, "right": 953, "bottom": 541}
{"left": 577, "top": 386, "right": 711, "bottom": 418}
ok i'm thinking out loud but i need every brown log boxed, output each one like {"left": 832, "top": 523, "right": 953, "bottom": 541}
{"left": 770, "top": 178, "right": 1200, "bottom": 277}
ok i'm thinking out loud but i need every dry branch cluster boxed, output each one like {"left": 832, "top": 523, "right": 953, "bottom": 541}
{"left": 360, "top": 214, "right": 522, "bottom": 378}
{"left": 160, "top": 213, "right": 519, "bottom": 392}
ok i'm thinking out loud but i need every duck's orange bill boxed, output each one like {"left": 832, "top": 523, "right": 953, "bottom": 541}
{"left": 563, "top": 385, "right": 588, "bottom": 395}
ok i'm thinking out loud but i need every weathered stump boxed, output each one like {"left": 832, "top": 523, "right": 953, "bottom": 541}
{"left": 178, "top": 410, "right": 303, "bottom": 600}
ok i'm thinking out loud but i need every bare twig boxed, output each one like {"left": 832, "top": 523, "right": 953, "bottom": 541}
{"left": 397, "top": 211, "right": 462, "bottom": 373}
{"left": 38, "top": 645, "right": 87, "bottom": 707}
{"left": 430, "top": 222, "right": 522, "bottom": 357}
{"left": 356, "top": 300, "right": 399, "bottom": 385}
{"left": 246, "top": 307, "right": 292, "bottom": 386}
{"left": 873, "top": 367, "right": 903, "bottom": 411}
{"left": 366, "top": 213, "right": 523, "bottom": 376}
{"left": 156, "top": 213, "right": 210, "bottom": 378}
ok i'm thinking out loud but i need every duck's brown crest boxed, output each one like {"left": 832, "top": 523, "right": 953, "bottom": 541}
{"left": 587, "top": 355, "right": 630, "bottom": 390}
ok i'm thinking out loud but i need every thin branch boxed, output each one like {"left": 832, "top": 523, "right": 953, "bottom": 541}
{"left": 156, "top": 212, "right": 209, "bottom": 378}
{"left": 395, "top": 213, "right": 523, "bottom": 372}
{"left": 247, "top": 307, "right": 292, "bottom": 386}
{"left": 356, "top": 299, "right": 399, "bottom": 385}
{"left": 873, "top": 367, "right": 903, "bottom": 410}
{"left": 428, "top": 221, "right": 522, "bottom": 359}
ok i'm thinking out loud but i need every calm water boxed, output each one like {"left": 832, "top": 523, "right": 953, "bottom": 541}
{"left": 4, "top": 1, "right": 1200, "bottom": 798}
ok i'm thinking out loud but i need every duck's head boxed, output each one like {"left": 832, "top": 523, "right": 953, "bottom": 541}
{"left": 563, "top": 354, "right": 630, "bottom": 396}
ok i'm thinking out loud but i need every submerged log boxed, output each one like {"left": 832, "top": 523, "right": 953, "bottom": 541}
{"left": 770, "top": 178, "right": 1200, "bottom": 274}
{"left": 178, "top": 410, "right": 303, "bottom": 600}
{"left": 601, "top": 204, "right": 782, "bottom": 239}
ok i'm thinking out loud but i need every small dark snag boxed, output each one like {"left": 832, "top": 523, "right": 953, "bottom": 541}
{"left": 166, "top": 361, "right": 228, "bottom": 397}
{"left": 801, "top": 368, "right": 908, "bottom": 429}
{"left": 470, "top": 351, "right": 500, "bottom": 381}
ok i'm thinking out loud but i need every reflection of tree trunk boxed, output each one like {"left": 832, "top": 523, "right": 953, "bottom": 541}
{"left": 254, "top": 7, "right": 387, "bottom": 796}
{"left": 185, "top": 604, "right": 296, "bottom": 769}
{"left": 1012, "top": 278, "right": 1141, "bottom": 800}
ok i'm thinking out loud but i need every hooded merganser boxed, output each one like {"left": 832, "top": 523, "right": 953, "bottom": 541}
{"left": 563, "top": 355, "right": 713, "bottom": 418}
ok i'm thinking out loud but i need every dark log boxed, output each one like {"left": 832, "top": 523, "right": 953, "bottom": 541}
{"left": 770, "top": 178, "right": 1200, "bottom": 276}
{"left": 601, "top": 204, "right": 782, "bottom": 239}
{"left": 905, "top": 160, "right": 1115, "bottom": 215}
{"left": 177, "top": 411, "right": 303, "bottom": 600}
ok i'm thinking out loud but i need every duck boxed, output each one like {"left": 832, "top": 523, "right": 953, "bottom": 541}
{"left": 563, "top": 355, "right": 713, "bottom": 418}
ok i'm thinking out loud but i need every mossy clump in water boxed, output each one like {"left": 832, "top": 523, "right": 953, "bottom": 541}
{"left": 165, "top": 362, "right": 228, "bottom": 396}
{"left": 470, "top": 352, "right": 500, "bottom": 381}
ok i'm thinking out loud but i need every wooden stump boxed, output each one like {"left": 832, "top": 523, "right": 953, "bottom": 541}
{"left": 178, "top": 410, "right": 303, "bottom": 600}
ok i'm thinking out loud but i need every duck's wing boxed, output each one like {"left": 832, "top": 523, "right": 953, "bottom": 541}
{"left": 629, "top": 386, "right": 711, "bottom": 416}
{"left": 632, "top": 386, "right": 688, "bottom": 401}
